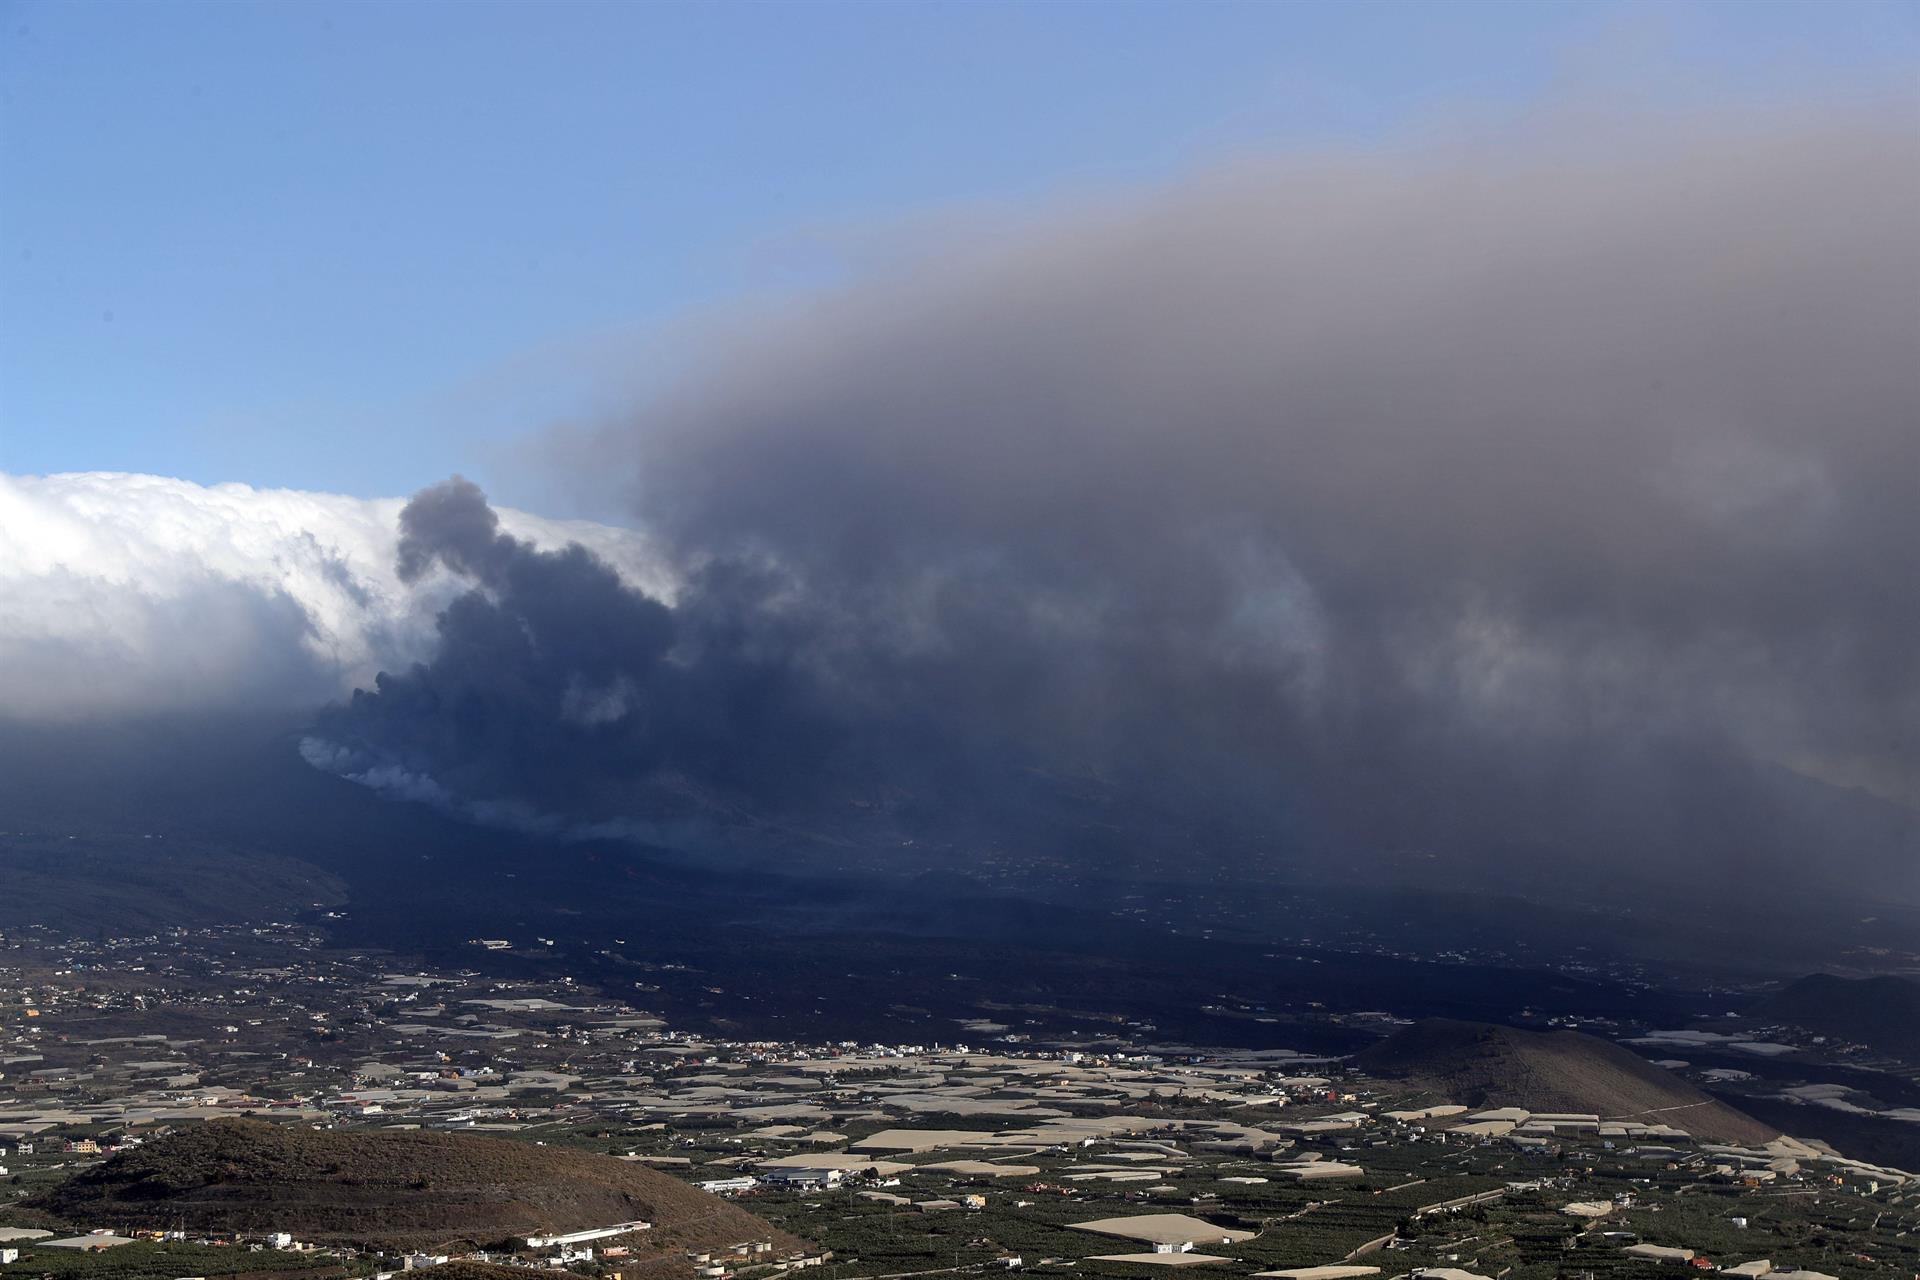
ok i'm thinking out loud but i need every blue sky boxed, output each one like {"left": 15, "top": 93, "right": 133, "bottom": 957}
{"left": 3, "top": 0, "right": 1915, "bottom": 511}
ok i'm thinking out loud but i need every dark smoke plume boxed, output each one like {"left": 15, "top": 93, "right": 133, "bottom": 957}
{"left": 308, "top": 478, "right": 846, "bottom": 839}
{"left": 316, "top": 105, "right": 1920, "bottom": 900}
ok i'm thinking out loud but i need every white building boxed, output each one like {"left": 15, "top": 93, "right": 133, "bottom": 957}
{"left": 524, "top": 1222, "right": 651, "bottom": 1249}
{"left": 698, "top": 1176, "right": 759, "bottom": 1194}
{"left": 760, "top": 1166, "right": 844, "bottom": 1188}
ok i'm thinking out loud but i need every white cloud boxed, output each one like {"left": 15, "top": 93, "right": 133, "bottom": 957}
{"left": 0, "top": 471, "right": 670, "bottom": 720}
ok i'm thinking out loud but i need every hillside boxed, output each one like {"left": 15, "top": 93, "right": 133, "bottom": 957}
{"left": 1759, "top": 973, "right": 1920, "bottom": 1061}
{"left": 0, "top": 834, "right": 345, "bottom": 935}
{"left": 1355, "top": 1018, "right": 1777, "bottom": 1144}
{"left": 30, "top": 1120, "right": 805, "bottom": 1256}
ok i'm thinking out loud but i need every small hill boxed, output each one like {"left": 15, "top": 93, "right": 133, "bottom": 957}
{"left": 31, "top": 1120, "right": 804, "bottom": 1256}
{"left": 1355, "top": 1018, "right": 1776, "bottom": 1144}
{"left": 1758, "top": 973, "right": 1920, "bottom": 1062}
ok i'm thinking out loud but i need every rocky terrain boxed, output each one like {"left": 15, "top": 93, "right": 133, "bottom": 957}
{"left": 31, "top": 1120, "right": 802, "bottom": 1256}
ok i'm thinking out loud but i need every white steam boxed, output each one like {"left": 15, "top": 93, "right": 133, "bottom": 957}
{"left": 0, "top": 471, "right": 669, "bottom": 720}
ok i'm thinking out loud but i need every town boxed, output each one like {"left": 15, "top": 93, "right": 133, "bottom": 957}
{"left": 0, "top": 922, "right": 1914, "bottom": 1280}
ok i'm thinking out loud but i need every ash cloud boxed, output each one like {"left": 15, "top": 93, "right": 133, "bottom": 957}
{"left": 325, "top": 106, "right": 1920, "bottom": 898}
{"left": 308, "top": 478, "right": 843, "bottom": 834}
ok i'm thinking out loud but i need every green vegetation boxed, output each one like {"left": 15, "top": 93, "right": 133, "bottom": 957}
{"left": 0, "top": 1241, "right": 364, "bottom": 1280}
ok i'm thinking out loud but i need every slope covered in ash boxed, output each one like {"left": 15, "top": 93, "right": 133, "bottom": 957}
{"left": 1759, "top": 974, "right": 1920, "bottom": 1062}
{"left": 1356, "top": 1018, "right": 1777, "bottom": 1144}
{"left": 31, "top": 1120, "right": 803, "bottom": 1254}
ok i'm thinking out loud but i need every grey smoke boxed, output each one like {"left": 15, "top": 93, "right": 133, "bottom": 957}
{"left": 310, "top": 477, "right": 846, "bottom": 834}
{"left": 325, "top": 105, "right": 1920, "bottom": 898}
